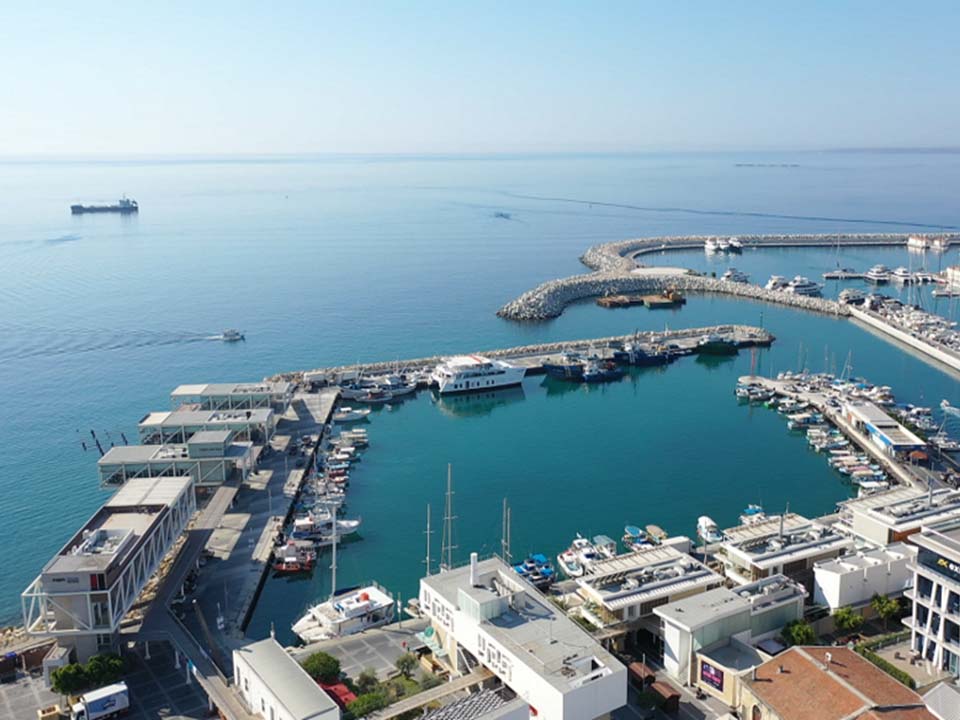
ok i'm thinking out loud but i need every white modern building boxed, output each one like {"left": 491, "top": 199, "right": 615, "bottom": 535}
{"left": 813, "top": 542, "right": 916, "bottom": 611}
{"left": 22, "top": 476, "right": 195, "bottom": 661}
{"left": 906, "top": 519, "right": 960, "bottom": 677}
{"left": 843, "top": 401, "right": 927, "bottom": 457}
{"left": 574, "top": 543, "right": 722, "bottom": 635}
{"left": 171, "top": 381, "right": 293, "bottom": 413}
{"left": 834, "top": 486, "right": 960, "bottom": 547}
{"left": 233, "top": 636, "right": 340, "bottom": 720}
{"left": 718, "top": 513, "right": 854, "bottom": 586}
{"left": 98, "top": 430, "right": 254, "bottom": 487}
{"left": 419, "top": 555, "right": 627, "bottom": 720}
{"left": 138, "top": 407, "right": 275, "bottom": 444}
{"left": 654, "top": 575, "right": 805, "bottom": 689}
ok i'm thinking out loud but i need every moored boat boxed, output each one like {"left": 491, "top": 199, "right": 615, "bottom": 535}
{"left": 292, "top": 585, "right": 395, "bottom": 644}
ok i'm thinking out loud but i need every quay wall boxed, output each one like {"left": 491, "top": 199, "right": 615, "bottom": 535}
{"left": 273, "top": 324, "right": 773, "bottom": 382}
{"left": 497, "top": 232, "right": 960, "bottom": 321}
{"left": 497, "top": 271, "right": 849, "bottom": 321}
{"left": 849, "top": 306, "right": 960, "bottom": 374}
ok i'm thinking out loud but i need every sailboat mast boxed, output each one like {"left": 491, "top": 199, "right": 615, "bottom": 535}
{"left": 424, "top": 504, "right": 432, "bottom": 576}
{"left": 329, "top": 501, "right": 338, "bottom": 601}
{"left": 440, "top": 464, "right": 456, "bottom": 571}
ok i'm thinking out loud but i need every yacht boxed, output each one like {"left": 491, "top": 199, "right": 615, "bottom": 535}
{"left": 219, "top": 329, "right": 245, "bottom": 342}
{"left": 838, "top": 288, "right": 866, "bottom": 305}
{"left": 704, "top": 238, "right": 720, "bottom": 253}
{"left": 931, "top": 237, "right": 951, "bottom": 253}
{"left": 907, "top": 236, "right": 929, "bottom": 251}
{"left": 765, "top": 275, "right": 789, "bottom": 291}
{"left": 431, "top": 355, "right": 525, "bottom": 394}
{"left": 739, "top": 504, "right": 766, "bottom": 526}
{"left": 784, "top": 276, "right": 822, "bottom": 297}
{"left": 890, "top": 267, "right": 914, "bottom": 284}
{"left": 865, "top": 265, "right": 890, "bottom": 284}
{"left": 292, "top": 585, "right": 395, "bottom": 644}
{"left": 721, "top": 268, "right": 750, "bottom": 283}
{"left": 290, "top": 510, "right": 362, "bottom": 541}
{"left": 728, "top": 237, "right": 743, "bottom": 252}
{"left": 378, "top": 375, "right": 418, "bottom": 397}
{"left": 622, "top": 525, "right": 653, "bottom": 552}
{"left": 822, "top": 267, "right": 859, "bottom": 279}
{"left": 556, "top": 548, "right": 583, "bottom": 578}
{"left": 332, "top": 407, "right": 371, "bottom": 423}
{"left": 592, "top": 535, "right": 617, "bottom": 559}
{"left": 716, "top": 238, "right": 731, "bottom": 251}
{"left": 697, "top": 516, "right": 723, "bottom": 544}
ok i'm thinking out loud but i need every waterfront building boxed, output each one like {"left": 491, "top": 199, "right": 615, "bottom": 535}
{"left": 833, "top": 487, "right": 960, "bottom": 546}
{"left": 21, "top": 476, "right": 195, "bottom": 662}
{"left": 813, "top": 543, "right": 916, "bottom": 612}
{"left": 905, "top": 519, "right": 960, "bottom": 677}
{"left": 842, "top": 401, "right": 927, "bottom": 458}
{"left": 138, "top": 407, "right": 275, "bottom": 444}
{"left": 739, "top": 646, "right": 935, "bottom": 720}
{"left": 572, "top": 544, "right": 722, "bottom": 640}
{"left": 233, "top": 636, "right": 341, "bottom": 720}
{"left": 654, "top": 575, "right": 805, "bottom": 702}
{"left": 419, "top": 554, "right": 627, "bottom": 720}
{"left": 171, "top": 381, "right": 293, "bottom": 413}
{"left": 717, "top": 513, "right": 854, "bottom": 587}
{"left": 97, "top": 429, "right": 254, "bottom": 487}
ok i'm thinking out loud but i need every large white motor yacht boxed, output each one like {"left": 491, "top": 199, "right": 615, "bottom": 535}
{"left": 292, "top": 585, "right": 395, "bottom": 643}
{"left": 431, "top": 355, "right": 525, "bottom": 394}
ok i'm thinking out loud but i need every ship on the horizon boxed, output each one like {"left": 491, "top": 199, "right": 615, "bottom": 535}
{"left": 71, "top": 196, "right": 139, "bottom": 214}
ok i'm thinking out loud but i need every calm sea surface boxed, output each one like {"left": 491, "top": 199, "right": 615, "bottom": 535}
{"left": 2, "top": 152, "right": 960, "bottom": 633}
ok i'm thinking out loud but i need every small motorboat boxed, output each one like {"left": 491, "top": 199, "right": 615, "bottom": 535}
{"left": 219, "top": 329, "right": 245, "bottom": 342}
{"left": 333, "top": 407, "right": 372, "bottom": 423}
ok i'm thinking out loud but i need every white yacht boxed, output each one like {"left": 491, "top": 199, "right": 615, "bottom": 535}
{"left": 697, "top": 516, "right": 723, "bottom": 544}
{"left": 890, "top": 267, "right": 914, "bottom": 284}
{"left": 333, "top": 407, "right": 371, "bottom": 423}
{"left": 716, "top": 238, "right": 731, "bottom": 251}
{"left": 431, "top": 355, "right": 525, "bottom": 395}
{"left": 764, "top": 275, "right": 789, "bottom": 291}
{"left": 931, "top": 237, "right": 951, "bottom": 253}
{"left": 728, "top": 237, "right": 743, "bottom": 251}
{"left": 907, "top": 236, "right": 929, "bottom": 251}
{"left": 704, "top": 238, "right": 720, "bottom": 253}
{"left": 865, "top": 265, "right": 890, "bottom": 284}
{"left": 784, "top": 276, "right": 822, "bottom": 296}
{"left": 721, "top": 268, "right": 750, "bottom": 283}
{"left": 292, "top": 585, "right": 395, "bottom": 643}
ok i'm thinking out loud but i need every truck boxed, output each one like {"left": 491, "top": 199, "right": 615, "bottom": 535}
{"left": 70, "top": 682, "right": 129, "bottom": 720}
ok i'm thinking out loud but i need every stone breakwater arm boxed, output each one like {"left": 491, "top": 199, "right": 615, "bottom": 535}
{"left": 498, "top": 232, "right": 960, "bottom": 321}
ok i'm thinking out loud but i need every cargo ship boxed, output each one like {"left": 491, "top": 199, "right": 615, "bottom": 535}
{"left": 71, "top": 196, "right": 138, "bottom": 214}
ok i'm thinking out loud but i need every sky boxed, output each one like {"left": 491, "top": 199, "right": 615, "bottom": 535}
{"left": 1, "top": 1, "right": 958, "bottom": 155}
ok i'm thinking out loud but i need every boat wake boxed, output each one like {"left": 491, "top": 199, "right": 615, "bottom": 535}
{"left": 0, "top": 328, "right": 221, "bottom": 362}
{"left": 497, "top": 191, "right": 958, "bottom": 230}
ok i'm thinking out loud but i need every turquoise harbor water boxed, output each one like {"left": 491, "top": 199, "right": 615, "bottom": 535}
{"left": 2, "top": 151, "right": 960, "bottom": 632}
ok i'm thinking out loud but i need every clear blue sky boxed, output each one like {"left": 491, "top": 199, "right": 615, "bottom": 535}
{"left": 2, "top": 1, "right": 958, "bottom": 154}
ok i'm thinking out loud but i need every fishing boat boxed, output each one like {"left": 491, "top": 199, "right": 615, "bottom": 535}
{"left": 613, "top": 343, "right": 669, "bottom": 367}
{"left": 292, "top": 585, "right": 395, "bottom": 644}
{"left": 739, "top": 504, "right": 766, "bottom": 526}
{"left": 697, "top": 334, "right": 739, "bottom": 355}
{"left": 582, "top": 359, "right": 625, "bottom": 383}
{"left": 272, "top": 541, "right": 316, "bottom": 574}
{"left": 513, "top": 554, "right": 556, "bottom": 590}
{"left": 355, "top": 387, "right": 393, "bottom": 405}
{"left": 291, "top": 510, "right": 362, "bottom": 541}
{"left": 721, "top": 268, "right": 750, "bottom": 283}
{"left": 697, "top": 516, "right": 723, "bottom": 544}
{"left": 592, "top": 535, "right": 617, "bottom": 559}
{"left": 332, "top": 407, "right": 371, "bottom": 423}
{"left": 622, "top": 525, "right": 653, "bottom": 552}
{"left": 865, "top": 265, "right": 890, "bottom": 284}
{"left": 645, "top": 524, "right": 667, "bottom": 544}
{"left": 543, "top": 352, "right": 585, "bottom": 379}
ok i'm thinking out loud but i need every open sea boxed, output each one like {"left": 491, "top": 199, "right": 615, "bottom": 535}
{"left": 2, "top": 151, "right": 960, "bottom": 638}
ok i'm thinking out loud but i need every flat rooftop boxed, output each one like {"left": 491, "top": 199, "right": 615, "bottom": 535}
{"left": 44, "top": 476, "right": 192, "bottom": 576}
{"left": 722, "top": 515, "right": 852, "bottom": 570}
{"left": 578, "top": 546, "right": 721, "bottom": 611}
{"left": 914, "top": 518, "right": 960, "bottom": 558}
{"left": 700, "top": 641, "right": 764, "bottom": 673}
{"left": 171, "top": 381, "right": 292, "bottom": 397}
{"left": 423, "top": 557, "right": 622, "bottom": 691}
{"left": 99, "top": 441, "right": 251, "bottom": 464}
{"left": 188, "top": 429, "right": 232, "bottom": 444}
{"left": 234, "top": 637, "right": 339, "bottom": 720}
{"left": 841, "top": 487, "right": 960, "bottom": 529}
{"left": 139, "top": 408, "right": 272, "bottom": 427}
{"left": 655, "top": 587, "right": 748, "bottom": 631}
{"left": 815, "top": 543, "right": 915, "bottom": 576}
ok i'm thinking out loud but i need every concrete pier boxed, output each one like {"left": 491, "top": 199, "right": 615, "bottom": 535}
{"left": 849, "top": 305, "right": 960, "bottom": 374}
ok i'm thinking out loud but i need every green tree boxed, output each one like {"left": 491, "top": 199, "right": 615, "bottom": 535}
{"left": 302, "top": 652, "right": 341, "bottom": 684}
{"left": 51, "top": 664, "right": 89, "bottom": 697}
{"left": 394, "top": 652, "right": 417, "bottom": 679}
{"left": 419, "top": 673, "right": 442, "bottom": 691}
{"left": 833, "top": 607, "right": 864, "bottom": 634}
{"left": 781, "top": 619, "right": 817, "bottom": 646}
{"left": 356, "top": 669, "right": 379, "bottom": 694}
{"left": 347, "top": 691, "right": 389, "bottom": 718}
{"left": 871, "top": 594, "right": 901, "bottom": 630}
{"left": 85, "top": 654, "right": 125, "bottom": 686}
